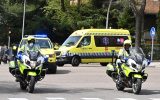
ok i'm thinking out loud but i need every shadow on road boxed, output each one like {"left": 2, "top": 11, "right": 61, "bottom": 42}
{"left": 123, "top": 89, "right": 160, "bottom": 95}
{"left": 0, "top": 81, "right": 113, "bottom": 94}
{"left": 140, "top": 89, "right": 160, "bottom": 95}
{"left": 0, "top": 81, "right": 26, "bottom": 94}
{"left": 56, "top": 69, "right": 71, "bottom": 74}
{"left": 47, "top": 69, "right": 71, "bottom": 75}
{"left": 34, "top": 87, "right": 114, "bottom": 94}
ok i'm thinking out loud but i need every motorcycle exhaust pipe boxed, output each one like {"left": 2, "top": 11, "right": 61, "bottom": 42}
{"left": 111, "top": 72, "right": 118, "bottom": 82}
{"left": 9, "top": 68, "right": 16, "bottom": 76}
{"left": 38, "top": 68, "right": 48, "bottom": 81}
{"left": 15, "top": 68, "right": 21, "bottom": 76}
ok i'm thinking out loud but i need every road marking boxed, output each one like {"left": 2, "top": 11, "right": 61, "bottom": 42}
{"left": 149, "top": 98, "right": 160, "bottom": 100}
{"left": 153, "top": 91, "right": 159, "bottom": 93}
{"left": 46, "top": 97, "right": 66, "bottom": 100}
{"left": 81, "top": 98, "right": 103, "bottom": 100}
{"left": 116, "top": 98, "right": 136, "bottom": 100}
{"left": 8, "top": 98, "right": 28, "bottom": 100}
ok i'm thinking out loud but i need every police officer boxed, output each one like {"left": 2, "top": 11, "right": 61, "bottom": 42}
{"left": 19, "top": 36, "right": 40, "bottom": 54}
{"left": 116, "top": 40, "right": 132, "bottom": 83}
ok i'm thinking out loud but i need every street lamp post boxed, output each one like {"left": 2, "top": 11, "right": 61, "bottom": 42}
{"left": 106, "top": 0, "right": 113, "bottom": 29}
{"left": 8, "top": 28, "right": 11, "bottom": 48}
{"left": 22, "top": 0, "right": 26, "bottom": 38}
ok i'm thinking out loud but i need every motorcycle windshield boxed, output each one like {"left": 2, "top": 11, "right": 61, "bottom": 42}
{"left": 129, "top": 47, "right": 145, "bottom": 65}
{"left": 27, "top": 51, "right": 40, "bottom": 61}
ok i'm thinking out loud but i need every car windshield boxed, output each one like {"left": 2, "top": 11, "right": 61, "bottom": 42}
{"left": 36, "top": 39, "right": 52, "bottom": 49}
{"left": 129, "top": 47, "right": 145, "bottom": 65}
{"left": 62, "top": 36, "right": 81, "bottom": 47}
{"left": 20, "top": 39, "right": 52, "bottom": 49}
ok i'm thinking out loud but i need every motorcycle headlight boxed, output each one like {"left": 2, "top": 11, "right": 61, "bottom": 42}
{"left": 30, "top": 61, "right": 36, "bottom": 68}
{"left": 61, "top": 51, "right": 68, "bottom": 57}
{"left": 136, "top": 64, "right": 142, "bottom": 71}
{"left": 131, "top": 63, "right": 137, "bottom": 68}
{"left": 131, "top": 63, "right": 142, "bottom": 72}
{"left": 36, "top": 60, "right": 41, "bottom": 67}
{"left": 25, "top": 60, "right": 30, "bottom": 66}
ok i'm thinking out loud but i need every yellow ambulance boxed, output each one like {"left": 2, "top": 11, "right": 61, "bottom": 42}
{"left": 55, "top": 29, "right": 131, "bottom": 67}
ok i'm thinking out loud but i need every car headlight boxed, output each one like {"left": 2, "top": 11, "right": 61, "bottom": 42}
{"left": 45, "top": 55, "right": 49, "bottom": 58}
{"left": 61, "top": 51, "right": 68, "bottom": 56}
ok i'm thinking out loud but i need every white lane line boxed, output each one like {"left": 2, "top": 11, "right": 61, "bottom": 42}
{"left": 149, "top": 98, "right": 160, "bottom": 100}
{"left": 46, "top": 97, "right": 66, "bottom": 100}
{"left": 8, "top": 98, "right": 28, "bottom": 100}
{"left": 81, "top": 98, "right": 103, "bottom": 100}
{"left": 116, "top": 98, "right": 136, "bottom": 100}
{"left": 153, "top": 91, "right": 160, "bottom": 93}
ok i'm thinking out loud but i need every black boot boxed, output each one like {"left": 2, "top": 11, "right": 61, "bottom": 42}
{"left": 117, "top": 63, "right": 123, "bottom": 85}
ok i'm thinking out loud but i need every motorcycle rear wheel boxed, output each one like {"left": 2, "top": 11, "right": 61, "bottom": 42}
{"left": 28, "top": 76, "right": 36, "bottom": 93}
{"left": 132, "top": 78, "right": 142, "bottom": 94}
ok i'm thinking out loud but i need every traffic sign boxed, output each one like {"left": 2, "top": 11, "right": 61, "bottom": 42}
{"left": 150, "top": 27, "right": 156, "bottom": 61}
{"left": 150, "top": 27, "right": 156, "bottom": 38}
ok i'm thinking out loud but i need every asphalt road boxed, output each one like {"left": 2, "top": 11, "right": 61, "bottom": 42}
{"left": 0, "top": 63, "right": 160, "bottom": 100}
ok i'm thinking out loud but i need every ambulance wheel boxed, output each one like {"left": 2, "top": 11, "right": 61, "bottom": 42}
{"left": 71, "top": 56, "right": 80, "bottom": 67}
{"left": 100, "top": 63, "right": 108, "bottom": 66}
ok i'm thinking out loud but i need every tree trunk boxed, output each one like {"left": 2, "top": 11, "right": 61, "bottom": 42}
{"left": 129, "top": 0, "right": 146, "bottom": 47}
{"left": 77, "top": 0, "right": 81, "bottom": 12}
{"left": 61, "top": 0, "right": 65, "bottom": 12}
{"left": 135, "top": 15, "right": 142, "bottom": 47}
{"left": 141, "top": 13, "right": 144, "bottom": 45}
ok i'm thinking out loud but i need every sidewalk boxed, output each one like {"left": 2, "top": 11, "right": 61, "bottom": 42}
{"left": 149, "top": 61, "right": 160, "bottom": 67}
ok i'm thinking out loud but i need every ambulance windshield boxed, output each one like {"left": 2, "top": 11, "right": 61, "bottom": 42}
{"left": 62, "top": 36, "right": 81, "bottom": 47}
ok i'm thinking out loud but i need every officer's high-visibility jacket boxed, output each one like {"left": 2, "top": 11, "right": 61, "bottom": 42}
{"left": 19, "top": 44, "right": 40, "bottom": 54}
{"left": 118, "top": 48, "right": 130, "bottom": 59}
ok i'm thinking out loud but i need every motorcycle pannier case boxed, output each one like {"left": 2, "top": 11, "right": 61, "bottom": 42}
{"left": 106, "top": 63, "right": 116, "bottom": 77}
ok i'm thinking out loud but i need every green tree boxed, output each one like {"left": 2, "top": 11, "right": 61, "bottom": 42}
{"left": 0, "top": 0, "right": 48, "bottom": 44}
{"left": 117, "top": 0, "right": 135, "bottom": 34}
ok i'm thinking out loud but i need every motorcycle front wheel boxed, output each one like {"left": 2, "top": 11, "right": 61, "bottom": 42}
{"left": 28, "top": 76, "right": 36, "bottom": 93}
{"left": 116, "top": 82, "right": 125, "bottom": 91}
{"left": 20, "top": 81, "right": 27, "bottom": 90}
{"left": 132, "top": 78, "right": 142, "bottom": 94}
